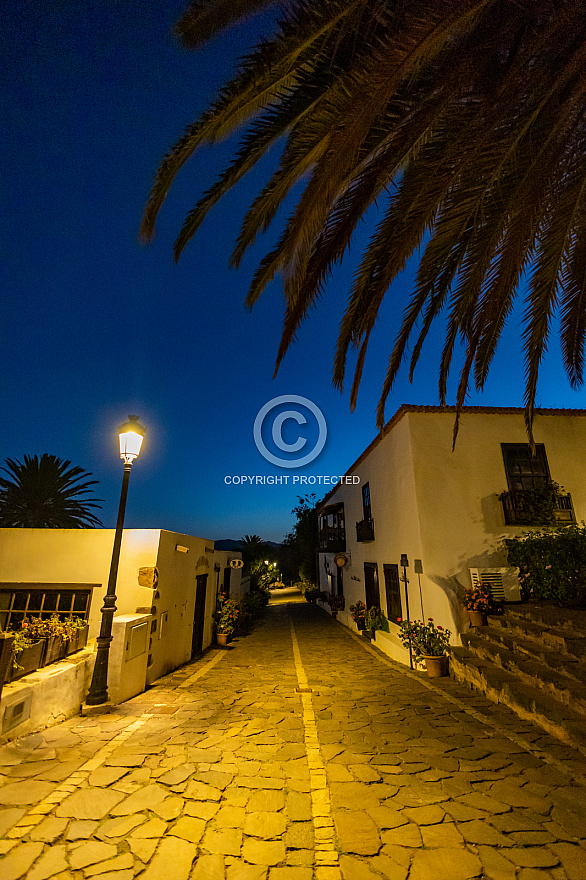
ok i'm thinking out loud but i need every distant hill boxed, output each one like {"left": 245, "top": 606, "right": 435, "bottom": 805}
{"left": 214, "top": 538, "right": 282, "bottom": 551}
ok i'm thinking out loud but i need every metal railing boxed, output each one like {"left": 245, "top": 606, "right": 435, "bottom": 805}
{"left": 500, "top": 489, "right": 575, "bottom": 526}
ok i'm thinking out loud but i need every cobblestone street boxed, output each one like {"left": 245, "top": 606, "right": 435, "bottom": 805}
{"left": 0, "top": 601, "right": 585, "bottom": 880}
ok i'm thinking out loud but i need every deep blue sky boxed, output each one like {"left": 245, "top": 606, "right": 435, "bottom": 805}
{"left": 3, "top": 1, "right": 585, "bottom": 542}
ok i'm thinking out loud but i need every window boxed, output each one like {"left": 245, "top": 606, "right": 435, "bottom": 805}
{"left": 502, "top": 443, "right": 550, "bottom": 491}
{"left": 500, "top": 443, "right": 574, "bottom": 525}
{"left": 0, "top": 583, "right": 93, "bottom": 632}
{"left": 356, "top": 483, "right": 375, "bottom": 541}
{"left": 362, "top": 483, "right": 372, "bottom": 521}
{"left": 383, "top": 564, "right": 402, "bottom": 623}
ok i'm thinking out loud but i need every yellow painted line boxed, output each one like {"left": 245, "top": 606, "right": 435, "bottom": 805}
{"left": 6, "top": 651, "right": 229, "bottom": 840}
{"left": 290, "top": 620, "right": 341, "bottom": 880}
{"left": 6, "top": 715, "right": 150, "bottom": 839}
{"left": 178, "top": 649, "right": 227, "bottom": 688}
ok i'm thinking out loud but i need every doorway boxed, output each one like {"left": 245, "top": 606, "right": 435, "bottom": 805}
{"left": 383, "top": 563, "right": 402, "bottom": 623}
{"left": 364, "top": 562, "right": 380, "bottom": 608}
{"left": 191, "top": 574, "right": 208, "bottom": 658}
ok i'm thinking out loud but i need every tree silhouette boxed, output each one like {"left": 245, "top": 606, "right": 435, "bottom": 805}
{"left": 143, "top": 0, "right": 586, "bottom": 442}
{"left": 0, "top": 454, "right": 103, "bottom": 528}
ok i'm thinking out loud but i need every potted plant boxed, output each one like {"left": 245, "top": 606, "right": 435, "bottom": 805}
{"left": 349, "top": 601, "right": 367, "bottom": 630}
{"left": 62, "top": 617, "right": 90, "bottom": 654}
{"left": 397, "top": 617, "right": 452, "bottom": 677}
{"left": 8, "top": 629, "right": 44, "bottom": 681}
{"left": 21, "top": 615, "right": 66, "bottom": 666}
{"left": 213, "top": 594, "right": 239, "bottom": 646}
{"left": 304, "top": 587, "right": 320, "bottom": 603}
{"left": 364, "top": 606, "right": 389, "bottom": 639}
{"left": 463, "top": 582, "right": 492, "bottom": 626}
{"left": 324, "top": 593, "right": 345, "bottom": 617}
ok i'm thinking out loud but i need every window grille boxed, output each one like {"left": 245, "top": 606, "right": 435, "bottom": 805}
{"left": 0, "top": 583, "right": 93, "bottom": 631}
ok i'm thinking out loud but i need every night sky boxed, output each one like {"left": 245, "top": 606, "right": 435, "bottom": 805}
{"left": 3, "top": 0, "right": 585, "bottom": 543}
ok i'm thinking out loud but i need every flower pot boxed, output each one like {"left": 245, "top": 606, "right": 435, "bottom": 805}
{"left": 468, "top": 610, "right": 488, "bottom": 627}
{"left": 217, "top": 633, "right": 229, "bottom": 647}
{"left": 9, "top": 640, "right": 44, "bottom": 681}
{"left": 422, "top": 654, "right": 448, "bottom": 678}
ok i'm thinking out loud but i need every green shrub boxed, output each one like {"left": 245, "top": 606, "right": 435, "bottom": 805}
{"left": 233, "top": 608, "right": 253, "bottom": 636}
{"left": 364, "top": 606, "right": 389, "bottom": 632}
{"left": 240, "top": 590, "right": 268, "bottom": 618}
{"left": 349, "top": 601, "right": 366, "bottom": 624}
{"left": 304, "top": 588, "right": 320, "bottom": 603}
{"left": 503, "top": 524, "right": 586, "bottom": 607}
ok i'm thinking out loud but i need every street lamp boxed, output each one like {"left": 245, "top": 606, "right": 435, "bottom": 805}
{"left": 85, "top": 415, "right": 145, "bottom": 707}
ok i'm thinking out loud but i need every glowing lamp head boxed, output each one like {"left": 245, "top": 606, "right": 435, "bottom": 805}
{"left": 118, "top": 415, "right": 145, "bottom": 464}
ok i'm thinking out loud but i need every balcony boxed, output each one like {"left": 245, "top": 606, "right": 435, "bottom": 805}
{"left": 318, "top": 526, "right": 346, "bottom": 553}
{"left": 500, "top": 488, "right": 575, "bottom": 526}
{"left": 356, "top": 518, "right": 375, "bottom": 542}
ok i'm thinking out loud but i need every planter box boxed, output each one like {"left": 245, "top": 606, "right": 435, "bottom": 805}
{"left": 41, "top": 634, "right": 64, "bottom": 667}
{"left": 9, "top": 640, "right": 44, "bottom": 681}
{"left": 68, "top": 625, "right": 89, "bottom": 654}
{"left": 0, "top": 633, "right": 15, "bottom": 695}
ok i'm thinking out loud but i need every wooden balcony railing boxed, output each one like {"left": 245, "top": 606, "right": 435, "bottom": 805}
{"left": 500, "top": 489, "right": 575, "bottom": 526}
{"left": 318, "top": 526, "right": 346, "bottom": 553}
{"left": 356, "top": 518, "right": 375, "bottom": 542}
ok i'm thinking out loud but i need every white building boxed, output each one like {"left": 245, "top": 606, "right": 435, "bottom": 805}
{"left": 0, "top": 528, "right": 243, "bottom": 682}
{"left": 318, "top": 405, "right": 586, "bottom": 665}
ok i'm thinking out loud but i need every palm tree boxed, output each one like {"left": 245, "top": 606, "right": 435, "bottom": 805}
{"left": 0, "top": 454, "right": 103, "bottom": 528}
{"left": 142, "top": 0, "right": 586, "bottom": 443}
{"left": 239, "top": 533, "right": 268, "bottom": 567}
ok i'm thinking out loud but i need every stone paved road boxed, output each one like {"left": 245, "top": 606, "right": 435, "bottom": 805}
{"left": 0, "top": 602, "right": 585, "bottom": 880}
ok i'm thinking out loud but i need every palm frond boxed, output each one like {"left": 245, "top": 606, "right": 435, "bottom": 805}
{"left": 145, "top": 0, "right": 586, "bottom": 439}
{"left": 176, "top": 0, "right": 279, "bottom": 48}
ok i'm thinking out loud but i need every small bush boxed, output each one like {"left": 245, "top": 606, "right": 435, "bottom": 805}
{"left": 233, "top": 608, "right": 253, "bottom": 636}
{"left": 364, "top": 606, "right": 389, "bottom": 632}
{"left": 240, "top": 590, "right": 268, "bottom": 618}
{"left": 397, "top": 618, "right": 451, "bottom": 659}
{"left": 349, "top": 601, "right": 366, "bottom": 624}
{"left": 503, "top": 524, "right": 586, "bottom": 607}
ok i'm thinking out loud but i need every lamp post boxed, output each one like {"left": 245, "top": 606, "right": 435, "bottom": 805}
{"left": 85, "top": 416, "right": 145, "bottom": 707}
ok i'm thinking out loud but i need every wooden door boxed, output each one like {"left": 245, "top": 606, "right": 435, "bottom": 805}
{"left": 383, "top": 563, "right": 402, "bottom": 623}
{"left": 191, "top": 574, "right": 208, "bottom": 658}
{"left": 364, "top": 562, "right": 380, "bottom": 608}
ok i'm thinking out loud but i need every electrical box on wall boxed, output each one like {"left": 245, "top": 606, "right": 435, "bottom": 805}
{"left": 107, "top": 613, "right": 151, "bottom": 705}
